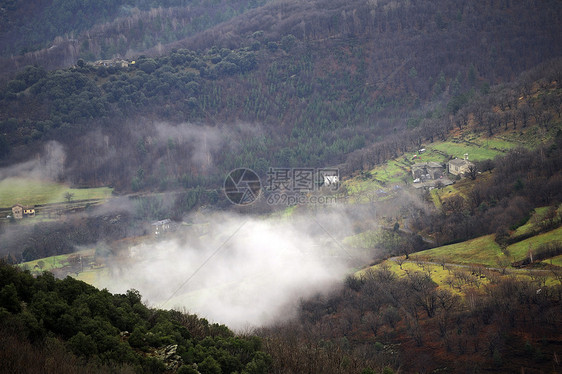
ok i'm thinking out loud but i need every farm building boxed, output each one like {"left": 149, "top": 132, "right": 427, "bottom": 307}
{"left": 151, "top": 219, "right": 174, "bottom": 236}
{"left": 411, "top": 162, "right": 445, "bottom": 181}
{"left": 448, "top": 154, "right": 474, "bottom": 176}
{"left": 11, "top": 204, "right": 23, "bottom": 219}
{"left": 23, "top": 207, "right": 35, "bottom": 217}
{"left": 11, "top": 204, "right": 35, "bottom": 219}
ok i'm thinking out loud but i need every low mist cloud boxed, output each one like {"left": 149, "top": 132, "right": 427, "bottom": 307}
{"left": 98, "top": 209, "right": 362, "bottom": 330}
{"left": 153, "top": 121, "right": 264, "bottom": 171}
{"left": 0, "top": 141, "right": 66, "bottom": 181}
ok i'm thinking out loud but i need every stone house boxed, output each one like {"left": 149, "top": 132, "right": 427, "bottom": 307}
{"left": 411, "top": 162, "right": 445, "bottom": 181}
{"left": 11, "top": 204, "right": 23, "bottom": 219}
{"left": 11, "top": 204, "right": 35, "bottom": 219}
{"left": 448, "top": 154, "right": 475, "bottom": 176}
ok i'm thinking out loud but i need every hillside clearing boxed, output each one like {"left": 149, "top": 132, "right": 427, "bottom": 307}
{"left": 0, "top": 177, "right": 113, "bottom": 208}
{"left": 356, "top": 260, "right": 468, "bottom": 294}
{"left": 426, "top": 140, "right": 512, "bottom": 161}
{"left": 415, "top": 234, "right": 505, "bottom": 267}
{"left": 20, "top": 249, "right": 95, "bottom": 273}
{"left": 506, "top": 226, "right": 562, "bottom": 260}
{"left": 545, "top": 254, "right": 562, "bottom": 267}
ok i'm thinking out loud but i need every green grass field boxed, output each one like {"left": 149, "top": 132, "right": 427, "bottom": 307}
{"left": 426, "top": 141, "right": 508, "bottom": 161}
{"left": 506, "top": 226, "right": 562, "bottom": 260}
{"left": 544, "top": 254, "right": 562, "bottom": 267}
{"left": 343, "top": 161, "right": 406, "bottom": 203}
{"left": 19, "top": 248, "right": 110, "bottom": 287}
{"left": 20, "top": 249, "right": 95, "bottom": 273}
{"left": 375, "top": 160, "right": 410, "bottom": 184}
{"left": 74, "top": 267, "right": 110, "bottom": 285}
{"left": 410, "top": 150, "right": 448, "bottom": 164}
{"left": 0, "top": 177, "right": 113, "bottom": 207}
{"left": 415, "top": 234, "right": 506, "bottom": 267}
{"left": 413, "top": 224, "right": 562, "bottom": 269}
{"left": 343, "top": 229, "right": 379, "bottom": 249}
{"left": 471, "top": 138, "right": 518, "bottom": 151}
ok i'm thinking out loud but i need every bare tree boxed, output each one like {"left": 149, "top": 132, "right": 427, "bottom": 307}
{"left": 395, "top": 256, "right": 406, "bottom": 270}
{"left": 517, "top": 103, "right": 531, "bottom": 128}
{"left": 495, "top": 256, "right": 511, "bottom": 275}
{"left": 442, "top": 195, "right": 465, "bottom": 215}
{"left": 64, "top": 192, "right": 74, "bottom": 203}
{"left": 466, "top": 164, "right": 478, "bottom": 180}
{"left": 456, "top": 108, "right": 470, "bottom": 130}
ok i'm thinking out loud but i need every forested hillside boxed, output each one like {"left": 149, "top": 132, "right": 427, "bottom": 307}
{"left": 1, "top": 0, "right": 561, "bottom": 193}
{"left": 0, "top": 262, "right": 271, "bottom": 373}
{"left": 0, "top": 0, "right": 270, "bottom": 57}
{"left": 258, "top": 263, "right": 562, "bottom": 373}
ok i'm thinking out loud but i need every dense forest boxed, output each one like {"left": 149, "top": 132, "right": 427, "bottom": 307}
{"left": 1, "top": 54, "right": 561, "bottom": 193}
{"left": 0, "top": 0, "right": 271, "bottom": 57}
{"left": 0, "top": 262, "right": 272, "bottom": 373}
{"left": 1, "top": 0, "right": 562, "bottom": 193}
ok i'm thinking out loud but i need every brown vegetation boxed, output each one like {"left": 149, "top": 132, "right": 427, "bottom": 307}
{"left": 258, "top": 266, "right": 562, "bottom": 373}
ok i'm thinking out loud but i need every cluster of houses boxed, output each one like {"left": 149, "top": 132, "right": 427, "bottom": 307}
{"left": 411, "top": 153, "right": 475, "bottom": 187}
{"left": 412, "top": 161, "right": 445, "bottom": 182}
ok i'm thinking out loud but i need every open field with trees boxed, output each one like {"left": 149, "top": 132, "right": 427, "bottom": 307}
{"left": 0, "top": 177, "right": 112, "bottom": 208}
{"left": 19, "top": 249, "right": 94, "bottom": 273}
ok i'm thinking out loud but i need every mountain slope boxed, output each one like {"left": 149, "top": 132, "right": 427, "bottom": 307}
{"left": 2, "top": 0, "right": 562, "bottom": 81}
{"left": 0, "top": 0, "right": 271, "bottom": 57}
{"left": 1, "top": 2, "right": 561, "bottom": 194}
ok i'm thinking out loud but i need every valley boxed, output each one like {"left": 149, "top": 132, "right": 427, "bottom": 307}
{"left": 1, "top": 0, "right": 562, "bottom": 372}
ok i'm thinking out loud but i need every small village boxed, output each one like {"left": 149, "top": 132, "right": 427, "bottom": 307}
{"left": 411, "top": 152, "right": 475, "bottom": 189}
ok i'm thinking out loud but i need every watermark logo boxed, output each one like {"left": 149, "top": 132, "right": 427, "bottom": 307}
{"left": 265, "top": 168, "right": 340, "bottom": 192}
{"left": 224, "top": 168, "right": 262, "bottom": 205}
{"left": 265, "top": 193, "right": 339, "bottom": 206}
{"left": 224, "top": 167, "right": 340, "bottom": 206}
